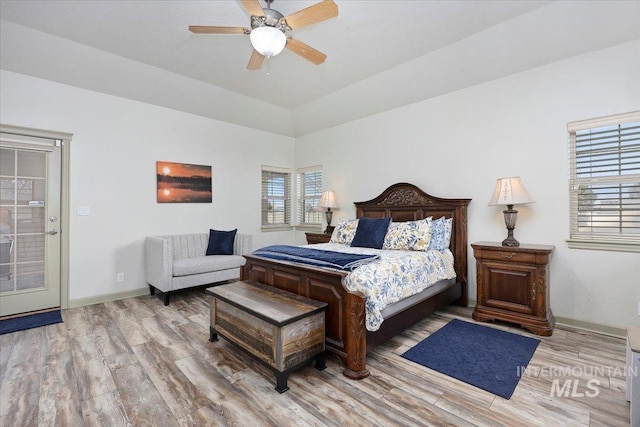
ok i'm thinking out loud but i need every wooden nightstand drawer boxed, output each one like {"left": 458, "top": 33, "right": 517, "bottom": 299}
{"left": 472, "top": 242, "right": 553, "bottom": 265}
{"left": 473, "top": 248, "right": 537, "bottom": 264}
{"left": 305, "top": 232, "right": 331, "bottom": 244}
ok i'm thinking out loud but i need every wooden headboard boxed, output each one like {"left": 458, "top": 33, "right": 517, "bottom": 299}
{"left": 354, "top": 182, "right": 471, "bottom": 306}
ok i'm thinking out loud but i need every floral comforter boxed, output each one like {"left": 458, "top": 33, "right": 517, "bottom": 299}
{"left": 307, "top": 243, "right": 456, "bottom": 331}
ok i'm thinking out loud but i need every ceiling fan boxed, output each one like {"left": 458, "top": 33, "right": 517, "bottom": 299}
{"left": 189, "top": 0, "right": 338, "bottom": 70}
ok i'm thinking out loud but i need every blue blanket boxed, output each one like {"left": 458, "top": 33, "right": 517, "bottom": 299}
{"left": 252, "top": 245, "right": 380, "bottom": 271}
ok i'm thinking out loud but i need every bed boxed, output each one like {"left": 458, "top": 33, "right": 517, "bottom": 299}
{"left": 242, "top": 182, "right": 471, "bottom": 379}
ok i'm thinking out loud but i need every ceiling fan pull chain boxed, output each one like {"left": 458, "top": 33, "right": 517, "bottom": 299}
{"left": 266, "top": 56, "right": 271, "bottom": 76}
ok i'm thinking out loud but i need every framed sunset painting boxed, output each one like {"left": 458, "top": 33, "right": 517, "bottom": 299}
{"left": 156, "top": 161, "right": 212, "bottom": 203}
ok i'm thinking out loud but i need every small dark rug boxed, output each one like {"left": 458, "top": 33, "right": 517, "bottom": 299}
{"left": 0, "top": 310, "right": 63, "bottom": 335}
{"left": 402, "top": 319, "right": 540, "bottom": 399}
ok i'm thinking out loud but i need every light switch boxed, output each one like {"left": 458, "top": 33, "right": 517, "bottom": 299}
{"left": 77, "top": 206, "right": 91, "bottom": 216}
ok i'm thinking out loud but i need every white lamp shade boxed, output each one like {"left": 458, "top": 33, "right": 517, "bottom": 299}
{"left": 488, "top": 177, "right": 535, "bottom": 206}
{"left": 249, "top": 26, "right": 286, "bottom": 57}
{"left": 318, "top": 191, "right": 339, "bottom": 209}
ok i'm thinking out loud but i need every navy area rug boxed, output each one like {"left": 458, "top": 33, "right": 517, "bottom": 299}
{"left": 402, "top": 319, "right": 540, "bottom": 399}
{"left": 0, "top": 310, "right": 63, "bottom": 335}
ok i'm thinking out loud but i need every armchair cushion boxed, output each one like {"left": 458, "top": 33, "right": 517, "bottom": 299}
{"left": 173, "top": 255, "right": 246, "bottom": 277}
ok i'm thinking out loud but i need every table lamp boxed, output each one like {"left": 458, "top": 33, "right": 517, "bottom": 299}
{"left": 488, "top": 177, "right": 535, "bottom": 247}
{"left": 318, "top": 191, "right": 339, "bottom": 234}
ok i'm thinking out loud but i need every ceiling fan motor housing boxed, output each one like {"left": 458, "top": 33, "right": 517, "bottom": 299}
{"left": 251, "top": 8, "right": 288, "bottom": 32}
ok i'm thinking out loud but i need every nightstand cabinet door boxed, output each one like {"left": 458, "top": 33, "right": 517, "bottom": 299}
{"left": 479, "top": 262, "right": 538, "bottom": 315}
{"left": 472, "top": 242, "right": 555, "bottom": 336}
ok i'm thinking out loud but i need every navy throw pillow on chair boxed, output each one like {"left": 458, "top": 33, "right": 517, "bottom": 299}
{"left": 351, "top": 217, "right": 391, "bottom": 249}
{"left": 206, "top": 229, "right": 237, "bottom": 255}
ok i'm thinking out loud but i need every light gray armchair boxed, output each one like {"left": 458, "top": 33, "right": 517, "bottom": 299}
{"left": 144, "top": 233, "right": 252, "bottom": 305}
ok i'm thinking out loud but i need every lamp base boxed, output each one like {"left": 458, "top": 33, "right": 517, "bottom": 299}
{"left": 324, "top": 209, "right": 334, "bottom": 234}
{"left": 501, "top": 234, "right": 520, "bottom": 247}
{"left": 501, "top": 206, "right": 520, "bottom": 247}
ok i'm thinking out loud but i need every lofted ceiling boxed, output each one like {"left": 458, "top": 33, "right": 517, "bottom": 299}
{"left": 1, "top": 1, "right": 639, "bottom": 136}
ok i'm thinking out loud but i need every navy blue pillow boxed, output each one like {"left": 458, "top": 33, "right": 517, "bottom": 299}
{"left": 351, "top": 217, "right": 391, "bottom": 249}
{"left": 206, "top": 229, "right": 237, "bottom": 255}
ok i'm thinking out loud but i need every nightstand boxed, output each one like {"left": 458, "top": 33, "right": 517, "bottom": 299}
{"left": 471, "top": 241, "right": 555, "bottom": 336}
{"left": 305, "top": 232, "right": 331, "bottom": 244}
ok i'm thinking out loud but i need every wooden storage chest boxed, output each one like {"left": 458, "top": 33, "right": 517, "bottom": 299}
{"left": 206, "top": 280, "right": 327, "bottom": 393}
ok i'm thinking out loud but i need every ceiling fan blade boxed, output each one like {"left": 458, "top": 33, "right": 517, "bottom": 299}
{"left": 247, "top": 49, "right": 265, "bottom": 70}
{"left": 283, "top": 0, "right": 338, "bottom": 30}
{"left": 237, "top": 0, "right": 265, "bottom": 17}
{"left": 189, "top": 26, "right": 247, "bottom": 34}
{"left": 286, "top": 38, "right": 327, "bottom": 65}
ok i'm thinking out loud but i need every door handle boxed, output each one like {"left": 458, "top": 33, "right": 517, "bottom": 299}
{"left": 48, "top": 229, "right": 58, "bottom": 235}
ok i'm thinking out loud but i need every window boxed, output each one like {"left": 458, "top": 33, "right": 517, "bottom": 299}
{"left": 296, "top": 166, "right": 323, "bottom": 228}
{"left": 261, "top": 166, "right": 291, "bottom": 230}
{"left": 568, "top": 111, "right": 640, "bottom": 252}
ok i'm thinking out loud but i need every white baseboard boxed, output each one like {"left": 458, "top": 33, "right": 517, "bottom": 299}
{"left": 554, "top": 316, "right": 625, "bottom": 338}
{"left": 467, "top": 299, "right": 625, "bottom": 338}
{"left": 68, "top": 287, "right": 150, "bottom": 308}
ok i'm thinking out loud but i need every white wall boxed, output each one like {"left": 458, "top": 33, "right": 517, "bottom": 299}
{"left": 292, "top": 1, "right": 640, "bottom": 136}
{"left": 0, "top": 70, "right": 295, "bottom": 301}
{"left": 296, "top": 41, "right": 640, "bottom": 329}
{"left": 0, "top": 20, "right": 295, "bottom": 137}
{"left": 2, "top": 38, "right": 639, "bottom": 329}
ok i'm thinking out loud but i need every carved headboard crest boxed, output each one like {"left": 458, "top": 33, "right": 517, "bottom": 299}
{"left": 375, "top": 188, "right": 434, "bottom": 206}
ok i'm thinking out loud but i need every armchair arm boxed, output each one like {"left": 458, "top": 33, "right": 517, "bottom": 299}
{"left": 234, "top": 233, "right": 253, "bottom": 256}
{"left": 144, "top": 236, "right": 173, "bottom": 292}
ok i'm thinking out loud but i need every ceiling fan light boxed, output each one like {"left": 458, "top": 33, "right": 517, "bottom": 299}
{"left": 250, "top": 26, "right": 286, "bottom": 58}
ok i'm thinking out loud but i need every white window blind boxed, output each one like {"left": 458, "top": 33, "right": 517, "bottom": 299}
{"left": 0, "top": 132, "right": 58, "bottom": 152}
{"left": 261, "top": 166, "right": 291, "bottom": 230}
{"left": 296, "top": 166, "right": 323, "bottom": 227}
{"left": 568, "top": 111, "right": 640, "bottom": 252}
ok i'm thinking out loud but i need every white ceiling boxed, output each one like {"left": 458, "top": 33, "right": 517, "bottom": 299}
{"left": 1, "top": 1, "right": 639, "bottom": 136}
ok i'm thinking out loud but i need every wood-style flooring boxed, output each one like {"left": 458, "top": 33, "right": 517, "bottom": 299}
{"left": 0, "top": 287, "right": 631, "bottom": 426}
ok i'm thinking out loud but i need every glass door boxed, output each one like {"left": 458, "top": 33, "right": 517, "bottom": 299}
{"left": 0, "top": 144, "right": 61, "bottom": 317}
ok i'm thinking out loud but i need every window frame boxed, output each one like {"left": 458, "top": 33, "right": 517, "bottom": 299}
{"left": 261, "top": 165, "right": 292, "bottom": 232}
{"left": 296, "top": 165, "right": 323, "bottom": 231}
{"left": 567, "top": 111, "right": 640, "bottom": 253}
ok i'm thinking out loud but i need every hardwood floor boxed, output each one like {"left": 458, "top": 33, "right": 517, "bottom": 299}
{"left": 0, "top": 287, "right": 631, "bottom": 426}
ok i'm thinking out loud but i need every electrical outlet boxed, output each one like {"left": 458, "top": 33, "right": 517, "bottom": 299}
{"left": 116, "top": 272, "right": 124, "bottom": 283}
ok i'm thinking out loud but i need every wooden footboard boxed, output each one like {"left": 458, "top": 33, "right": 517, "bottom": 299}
{"left": 241, "top": 254, "right": 370, "bottom": 379}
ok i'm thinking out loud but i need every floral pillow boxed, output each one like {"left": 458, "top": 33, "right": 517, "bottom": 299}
{"left": 428, "top": 216, "right": 453, "bottom": 251}
{"left": 330, "top": 219, "right": 359, "bottom": 245}
{"left": 382, "top": 218, "right": 432, "bottom": 251}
